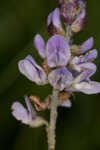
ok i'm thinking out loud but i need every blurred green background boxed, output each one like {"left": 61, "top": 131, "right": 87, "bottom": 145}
{"left": 0, "top": 0, "right": 100, "bottom": 150}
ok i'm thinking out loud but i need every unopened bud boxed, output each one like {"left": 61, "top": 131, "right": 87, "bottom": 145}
{"left": 60, "top": 2, "right": 77, "bottom": 24}
{"left": 56, "top": 0, "right": 79, "bottom": 6}
{"left": 47, "top": 8, "right": 65, "bottom": 36}
{"left": 70, "top": 7, "right": 86, "bottom": 35}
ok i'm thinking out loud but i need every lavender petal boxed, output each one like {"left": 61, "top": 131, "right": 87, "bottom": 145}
{"left": 48, "top": 67, "right": 73, "bottom": 91}
{"left": 18, "top": 55, "right": 47, "bottom": 85}
{"left": 11, "top": 102, "right": 29, "bottom": 124}
{"left": 73, "top": 81, "right": 100, "bottom": 94}
{"left": 34, "top": 34, "right": 46, "bottom": 58}
{"left": 46, "top": 35, "right": 71, "bottom": 67}
{"left": 80, "top": 37, "right": 94, "bottom": 53}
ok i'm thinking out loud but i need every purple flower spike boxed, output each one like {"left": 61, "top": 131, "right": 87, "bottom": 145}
{"left": 48, "top": 67, "right": 73, "bottom": 91}
{"left": 80, "top": 37, "right": 94, "bottom": 53}
{"left": 18, "top": 55, "right": 47, "bottom": 85}
{"left": 46, "top": 35, "right": 71, "bottom": 67}
{"left": 47, "top": 8, "right": 63, "bottom": 35}
{"left": 34, "top": 34, "right": 46, "bottom": 58}
{"left": 11, "top": 96, "right": 47, "bottom": 127}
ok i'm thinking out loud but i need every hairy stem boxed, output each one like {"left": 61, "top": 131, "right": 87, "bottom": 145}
{"left": 66, "top": 25, "right": 71, "bottom": 43}
{"left": 47, "top": 89, "right": 59, "bottom": 150}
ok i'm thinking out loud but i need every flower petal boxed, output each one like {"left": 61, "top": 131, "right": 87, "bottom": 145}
{"left": 60, "top": 2, "right": 77, "bottom": 23}
{"left": 34, "top": 34, "right": 46, "bottom": 58}
{"left": 77, "top": 62, "right": 96, "bottom": 76}
{"left": 47, "top": 12, "right": 53, "bottom": 26}
{"left": 71, "top": 62, "right": 96, "bottom": 76}
{"left": 60, "top": 99, "right": 72, "bottom": 108}
{"left": 46, "top": 35, "right": 71, "bottom": 67}
{"left": 80, "top": 37, "right": 94, "bottom": 53}
{"left": 80, "top": 49, "right": 97, "bottom": 62}
{"left": 73, "top": 81, "right": 100, "bottom": 94}
{"left": 24, "top": 95, "right": 36, "bottom": 120}
{"left": 48, "top": 67, "right": 73, "bottom": 91}
{"left": 11, "top": 102, "right": 29, "bottom": 124}
{"left": 18, "top": 55, "right": 47, "bottom": 84}
{"left": 47, "top": 8, "right": 61, "bottom": 28}
{"left": 70, "top": 8, "right": 86, "bottom": 35}
{"left": 52, "top": 8, "right": 61, "bottom": 28}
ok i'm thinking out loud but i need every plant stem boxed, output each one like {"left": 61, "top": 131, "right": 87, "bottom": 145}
{"left": 47, "top": 89, "right": 59, "bottom": 150}
{"left": 66, "top": 25, "right": 71, "bottom": 43}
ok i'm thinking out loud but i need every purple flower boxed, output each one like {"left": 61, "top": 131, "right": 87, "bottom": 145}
{"left": 72, "top": 81, "right": 100, "bottom": 94}
{"left": 70, "top": 48, "right": 97, "bottom": 76}
{"left": 80, "top": 37, "right": 94, "bottom": 54}
{"left": 34, "top": 34, "right": 46, "bottom": 58}
{"left": 47, "top": 8, "right": 63, "bottom": 35}
{"left": 70, "top": 7, "right": 86, "bottom": 35}
{"left": 70, "top": 37, "right": 94, "bottom": 55}
{"left": 18, "top": 55, "right": 47, "bottom": 85}
{"left": 34, "top": 34, "right": 71, "bottom": 68}
{"left": 65, "top": 70, "right": 100, "bottom": 94}
{"left": 46, "top": 35, "right": 71, "bottom": 67}
{"left": 47, "top": 8, "right": 61, "bottom": 29}
{"left": 48, "top": 67, "right": 73, "bottom": 91}
{"left": 11, "top": 96, "right": 47, "bottom": 127}
{"left": 75, "top": 49, "right": 97, "bottom": 63}
{"left": 60, "top": 2, "right": 77, "bottom": 24}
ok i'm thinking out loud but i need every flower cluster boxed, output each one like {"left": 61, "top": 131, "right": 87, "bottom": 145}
{"left": 11, "top": 0, "right": 100, "bottom": 127}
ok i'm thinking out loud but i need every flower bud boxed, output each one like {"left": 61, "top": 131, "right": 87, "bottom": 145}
{"left": 60, "top": 2, "right": 77, "bottom": 24}
{"left": 70, "top": 7, "right": 86, "bottom": 35}
{"left": 56, "top": 0, "right": 79, "bottom": 6}
{"left": 56, "top": 0, "right": 64, "bottom": 5}
{"left": 47, "top": 8, "right": 65, "bottom": 36}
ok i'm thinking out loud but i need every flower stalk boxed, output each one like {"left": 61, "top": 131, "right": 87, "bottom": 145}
{"left": 48, "top": 89, "right": 59, "bottom": 150}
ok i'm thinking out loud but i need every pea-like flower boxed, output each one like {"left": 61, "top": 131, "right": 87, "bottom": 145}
{"left": 34, "top": 34, "right": 71, "bottom": 68}
{"left": 47, "top": 8, "right": 64, "bottom": 36}
{"left": 71, "top": 37, "right": 94, "bottom": 55}
{"left": 70, "top": 46, "right": 97, "bottom": 75}
{"left": 65, "top": 70, "right": 100, "bottom": 94}
{"left": 70, "top": 6, "right": 86, "bottom": 35}
{"left": 60, "top": 2, "right": 77, "bottom": 24}
{"left": 11, "top": 96, "right": 48, "bottom": 127}
{"left": 18, "top": 55, "right": 47, "bottom": 85}
{"left": 48, "top": 67, "right": 73, "bottom": 91}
